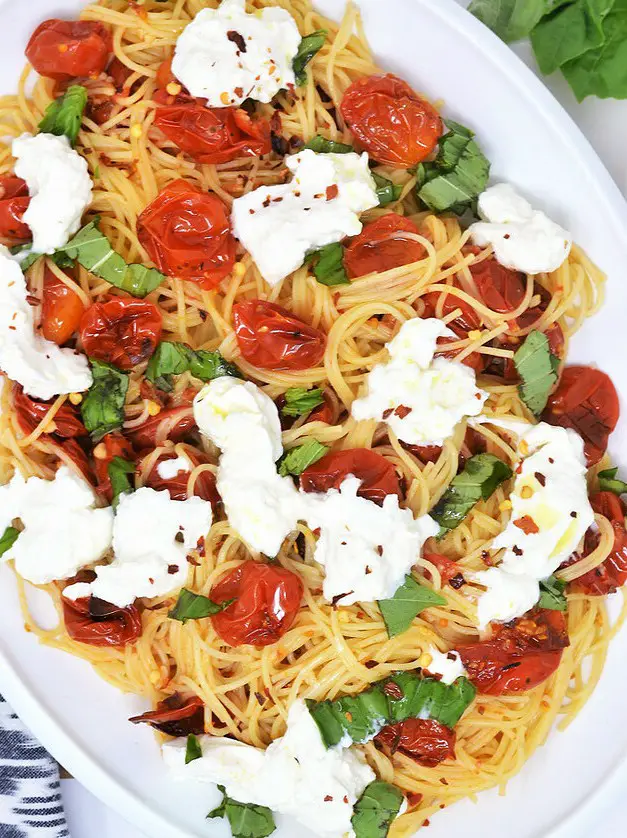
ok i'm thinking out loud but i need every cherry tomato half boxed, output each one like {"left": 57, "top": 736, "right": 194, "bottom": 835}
{"left": 107, "top": 56, "right": 133, "bottom": 92}
{"left": 94, "top": 432, "right": 136, "bottom": 503}
{"left": 41, "top": 266, "right": 85, "bottom": 345}
{"left": 128, "top": 405, "right": 197, "bottom": 450}
{"left": 471, "top": 258, "right": 526, "bottom": 314}
{"left": 458, "top": 609, "right": 569, "bottom": 695}
{"left": 211, "top": 561, "right": 304, "bottom": 648}
{"left": 129, "top": 693, "right": 204, "bottom": 736}
{"left": 570, "top": 492, "right": 627, "bottom": 596}
{"left": 375, "top": 718, "right": 456, "bottom": 767}
{"left": 12, "top": 384, "right": 86, "bottom": 438}
{"left": 542, "top": 366, "right": 619, "bottom": 466}
{"left": 79, "top": 297, "right": 162, "bottom": 371}
{"left": 142, "top": 450, "right": 220, "bottom": 506}
{"left": 51, "top": 438, "right": 95, "bottom": 484}
{"left": 62, "top": 595, "right": 142, "bottom": 647}
{"left": 0, "top": 176, "right": 30, "bottom": 242}
{"left": 137, "top": 179, "right": 235, "bottom": 287}
{"left": 233, "top": 299, "right": 326, "bottom": 371}
{"left": 344, "top": 214, "right": 424, "bottom": 278}
{"left": 26, "top": 19, "right": 112, "bottom": 81}
{"left": 300, "top": 448, "right": 401, "bottom": 506}
{"left": 340, "top": 74, "right": 442, "bottom": 167}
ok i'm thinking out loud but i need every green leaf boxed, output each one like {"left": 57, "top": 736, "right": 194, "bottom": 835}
{"left": 208, "top": 786, "right": 276, "bottom": 838}
{"left": 598, "top": 466, "right": 627, "bottom": 495}
{"left": 538, "top": 575, "right": 568, "bottom": 610}
{"left": 431, "top": 453, "right": 512, "bottom": 536}
{"left": 293, "top": 30, "right": 327, "bottom": 86}
{"left": 146, "top": 341, "right": 241, "bottom": 392}
{"left": 185, "top": 733, "right": 202, "bottom": 764}
{"left": 351, "top": 780, "right": 404, "bottom": 838}
{"left": 168, "top": 588, "right": 232, "bottom": 624}
{"left": 108, "top": 457, "right": 135, "bottom": 508}
{"left": 278, "top": 439, "right": 328, "bottom": 477}
{"left": 281, "top": 387, "right": 325, "bottom": 418}
{"left": 189, "top": 349, "right": 242, "bottom": 382}
{"left": 514, "top": 330, "right": 560, "bottom": 415}
{"left": 468, "top": 0, "right": 549, "bottom": 42}
{"left": 80, "top": 359, "right": 129, "bottom": 441}
{"left": 306, "top": 242, "right": 349, "bottom": 286}
{"left": 0, "top": 526, "right": 20, "bottom": 559}
{"left": 303, "top": 135, "right": 354, "bottom": 154}
{"left": 372, "top": 172, "right": 403, "bottom": 207}
{"left": 378, "top": 575, "right": 446, "bottom": 638}
{"left": 38, "top": 84, "right": 88, "bottom": 146}
{"left": 57, "top": 219, "right": 165, "bottom": 298}
{"left": 530, "top": 0, "right": 608, "bottom": 76}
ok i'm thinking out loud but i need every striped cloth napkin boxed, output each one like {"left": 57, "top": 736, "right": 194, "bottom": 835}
{"left": 0, "top": 695, "right": 68, "bottom": 837}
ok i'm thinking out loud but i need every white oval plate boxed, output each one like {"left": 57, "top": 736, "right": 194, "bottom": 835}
{"left": 1, "top": 1, "right": 627, "bottom": 836}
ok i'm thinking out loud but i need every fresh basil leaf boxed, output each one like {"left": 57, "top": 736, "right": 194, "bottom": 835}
{"left": 208, "top": 785, "right": 276, "bottom": 838}
{"left": 18, "top": 252, "right": 41, "bottom": 272}
{"left": 57, "top": 219, "right": 164, "bottom": 298}
{"left": 372, "top": 172, "right": 403, "bottom": 207}
{"left": 38, "top": 84, "right": 88, "bottom": 146}
{"left": 431, "top": 453, "right": 512, "bottom": 536}
{"left": 306, "top": 242, "right": 349, "bottom": 286}
{"left": 281, "top": 387, "right": 325, "bottom": 418}
{"left": 538, "top": 575, "right": 567, "bottom": 610}
{"left": 468, "top": 0, "right": 548, "bottom": 43}
{"left": 12, "top": 246, "right": 75, "bottom": 273}
{"left": 530, "top": 0, "right": 607, "bottom": 76}
{"left": 278, "top": 439, "right": 328, "bottom": 477}
{"left": 189, "top": 349, "right": 242, "bottom": 383}
{"left": 351, "top": 780, "right": 404, "bottom": 838}
{"left": 293, "top": 30, "right": 327, "bottom": 86}
{"left": 514, "top": 330, "right": 560, "bottom": 415}
{"left": 378, "top": 575, "right": 446, "bottom": 638}
{"left": 146, "top": 341, "right": 241, "bottom": 392}
{"left": 0, "top": 526, "right": 20, "bottom": 559}
{"left": 185, "top": 733, "right": 202, "bottom": 764}
{"left": 598, "top": 466, "right": 627, "bottom": 495}
{"left": 303, "top": 135, "right": 354, "bottom": 154}
{"left": 81, "top": 359, "right": 129, "bottom": 441}
{"left": 168, "top": 588, "right": 232, "bottom": 624}
{"left": 52, "top": 251, "right": 76, "bottom": 269}
{"left": 108, "top": 457, "right": 135, "bottom": 508}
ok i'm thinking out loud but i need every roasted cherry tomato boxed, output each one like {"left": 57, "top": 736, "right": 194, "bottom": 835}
{"left": 233, "top": 299, "right": 326, "bottom": 371}
{"left": 62, "top": 594, "right": 142, "bottom": 647}
{"left": 375, "top": 718, "right": 456, "bottom": 767}
{"left": 51, "top": 438, "right": 95, "bottom": 484}
{"left": 308, "top": 391, "right": 336, "bottom": 425}
{"left": 94, "top": 432, "right": 136, "bottom": 503}
{"left": 41, "top": 267, "right": 85, "bottom": 345}
{"left": 12, "top": 384, "right": 86, "bottom": 438}
{"left": 79, "top": 297, "right": 162, "bottom": 371}
{"left": 542, "top": 366, "right": 619, "bottom": 466}
{"left": 570, "top": 492, "right": 627, "bottom": 596}
{"left": 421, "top": 283, "right": 481, "bottom": 337}
{"left": 129, "top": 693, "right": 204, "bottom": 736}
{"left": 0, "top": 176, "right": 30, "bottom": 242}
{"left": 137, "top": 179, "right": 235, "bottom": 287}
{"left": 458, "top": 609, "right": 569, "bottom": 695}
{"left": 26, "top": 19, "right": 112, "bottom": 81}
{"left": 471, "top": 258, "right": 526, "bottom": 314}
{"left": 156, "top": 58, "right": 176, "bottom": 90}
{"left": 128, "top": 405, "right": 197, "bottom": 450}
{"left": 344, "top": 215, "right": 424, "bottom": 278}
{"left": 340, "top": 74, "right": 442, "bottom": 167}
{"left": 211, "top": 561, "right": 304, "bottom": 647}
{"left": 300, "top": 448, "right": 401, "bottom": 506}
{"left": 423, "top": 551, "right": 466, "bottom": 588}
{"left": 143, "top": 450, "right": 220, "bottom": 506}
{"left": 107, "top": 56, "right": 132, "bottom": 91}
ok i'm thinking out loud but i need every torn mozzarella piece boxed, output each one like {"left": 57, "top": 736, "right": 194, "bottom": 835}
{"left": 424, "top": 646, "right": 467, "bottom": 685}
{"left": 156, "top": 456, "right": 191, "bottom": 480}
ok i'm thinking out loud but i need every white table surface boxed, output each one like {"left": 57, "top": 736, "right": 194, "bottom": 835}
{"left": 58, "top": 2, "right": 627, "bottom": 836}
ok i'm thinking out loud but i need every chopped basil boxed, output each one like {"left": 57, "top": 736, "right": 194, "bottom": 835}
{"left": 538, "top": 575, "right": 567, "bottom": 611}
{"left": 108, "top": 457, "right": 135, "bottom": 508}
{"left": 514, "top": 330, "right": 560, "bottom": 415}
{"left": 12, "top": 247, "right": 75, "bottom": 273}
{"left": 293, "top": 30, "right": 327, "bottom": 86}
{"left": 303, "top": 135, "right": 353, "bottom": 154}
{"left": 372, "top": 172, "right": 403, "bottom": 207}
{"left": 277, "top": 439, "right": 328, "bottom": 477}
{"left": 168, "top": 588, "right": 233, "bottom": 624}
{"left": 146, "top": 341, "right": 241, "bottom": 392}
{"left": 281, "top": 387, "right": 325, "bottom": 418}
{"left": 208, "top": 785, "right": 276, "bottom": 838}
{"left": 185, "top": 733, "right": 202, "bottom": 764}
{"left": 306, "top": 671, "right": 475, "bottom": 748}
{"left": 378, "top": 574, "right": 446, "bottom": 638}
{"left": 39, "top": 84, "right": 88, "bottom": 146}
{"left": 81, "top": 359, "right": 129, "bottom": 441}
{"left": 56, "top": 218, "right": 164, "bottom": 298}
{"left": 351, "top": 781, "right": 404, "bottom": 838}
{"left": 306, "top": 242, "right": 349, "bottom": 286}
{"left": 0, "top": 526, "right": 19, "bottom": 559}
{"left": 431, "top": 453, "right": 513, "bottom": 536}
{"left": 468, "top": 0, "right": 547, "bottom": 43}
{"left": 598, "top": 467, "right": 627, "bottom": 496}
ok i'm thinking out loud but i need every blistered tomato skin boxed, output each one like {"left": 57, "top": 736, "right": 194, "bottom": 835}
{"left": 300, "top": 448, "right": 401, "bottom": 506}
{"left": 210, "top": 561, "right": 304, "bottom": 647}
{"left": 79, "top": 297, "right": 163, "bottom": 371}
{"left": 375, "top": 718, "right": 456, "bottom": 767}
{"left": 0, "top": 176, "right": 31, "bottom": 242}
{"left": 143, "top": 450, "right": 220, "bottom": 507}
{"left": 42, "top": 267, "right": 85, "bottom": 345}
{"left": 571, "top": 492, "right": 627, "bottom": 596}
{"left": 344, "top": 214, "right": 424, "bottom": 278}
{"left": 25, "top": 19, "right": 112, "bottom": 81}
{"left": 12, "top": 384, "right": 86, "bottom": 439}
{"left": 62, "top": 595, "right": 142, "bottom": 647}
{"left": 340, "top": 74, "right": 442, "bottom": 167}
{"left": 129, "top": 694, "right": 205, "bottom": 736}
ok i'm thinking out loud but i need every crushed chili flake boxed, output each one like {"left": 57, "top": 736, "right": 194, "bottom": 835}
{"left": 226, "top": 30, "right": 247, "bottom": 53}
{"left": 325, "top": 184, "right": 339, "bottom": 201}
{"left": 376, "top": 545, "right": 383, "bottom": 556}
{"left": 513, "top": 545, "right": 523, "bottom": 556}
{"left": 570, "top": 511, "right": 577, "bottom": 518}
{"left": 382, "top": 407, "right": 394, "bottom": 420}
{"left": 324, "top": 795, "right": 333, "bottom": 802}
{"left": 364, "top": 660, "right": 378, "bottom": 669}
{"left": 331, "top": 591, "right": 353, "bottom": 608}
{"left": 513, "top": 515, "right": 539, "bottom": 535}
{"left": 534, "top": 471, "right": 546, "bottom": 486}
{"left": 167, "top": 565, "right": 179, "bottom": 575}
{"left": 394, "top": 404, "right": 412, "bottom": 419}
{"left": 449, "top": 573, "right": 465, "bottom": 589}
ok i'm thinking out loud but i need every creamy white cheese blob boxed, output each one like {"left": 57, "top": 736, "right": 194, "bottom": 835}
{"left": 231, "top": 149, "right": 379, "bottom": 285}
{"left": 425, "top": 646, "right": 467, "bottom": 686}
{"left": 468, "top": 183, "right": 572, "bottom": 275}
{"left": 64, "top": 488, "right": 212, "bottom": 608}
{"left": 171, "top": 0, "right": 301, "bottom": 108}
{"left": 474, "top": 420, "right": 593, "bottom": 628}
{"left": 156, "top": 456, "right": 191, "bottom": 481}
{"left": 352, "top": 318, "right": 488, "bottom": 446}
{"left": 0, "top": 246, "right": 92, "bottom": 399}
{"left": 0, "top": 467, "right": 113, "bottom": 585}
{"left": 162, "top": 698, "right": 376, "bottom": 838}
{"left": 13, "top": 133, "right": 93, "bottom": 254}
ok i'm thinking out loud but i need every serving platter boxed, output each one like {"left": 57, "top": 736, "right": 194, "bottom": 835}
{"left": 1, "top": 1, "right": 627, "bottom": 836}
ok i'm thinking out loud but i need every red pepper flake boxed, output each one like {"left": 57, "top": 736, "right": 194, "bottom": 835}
{"left": 382, "top": 407, "right": 394, "bottom": 420}
{"left": 167, "top": 565, "right": 179, "bottom": 575}
{"left": 343, "top": 796, "right": 348, "bottom": 804}
{"left": 365, "top": 566, "right": 372, "bottom": 575}
{"left": 324, "top": 795, "right": 333, "bottom": 802}
{"left": 513, "top": 515, "right": 539, "bottom": 535}
{"left": 331, "top": 591, "right": 353, "bottom": 608}
{"left": 513, "top": 545, "right": 524, "bottom": 556}
{"left": 534, "top": 471, "right": 546, "bottom": 487}
{"left": 187, "top": 555, "right": 200, "bottom": 566}
{"left": 439, "top": 777, "right": 449, "bottom": 785}
{"left": 570, "top": 511, "right": 578, "bottom": 518}
{"left": 449, "top": 573, "right": 465, "bottom": 589}
{"left": 394, "top": 404, "right": 412, "bottom": 419}
{"left": 249, "top": 208, "right": 255, "bottom": 215}
{"left": 364, "top": 660, "right": 378, "bottom": 669}
{"left": 477, "top": 705, "right": 485, "bottom": 715}
{"left": 548, "top": 457, "right": 555, "bottom": 464}
{"left": 376, "top": 545, "right": 383, "bottom": 556}
{"left": 227, "top": 30, "right": 247, "bottom": 53}
{"left": 383, "top": 682, "right": 404, "bottom": 700}
{"left": 325, "top": 184, "right": 339, "bottom": 201}
{"left": 406, "top": 792, "right": 423, "bottom": 809}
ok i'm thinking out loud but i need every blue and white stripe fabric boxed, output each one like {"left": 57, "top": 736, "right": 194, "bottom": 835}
{"left": 0, "top": 696, "right": 68, "bottom": 837}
